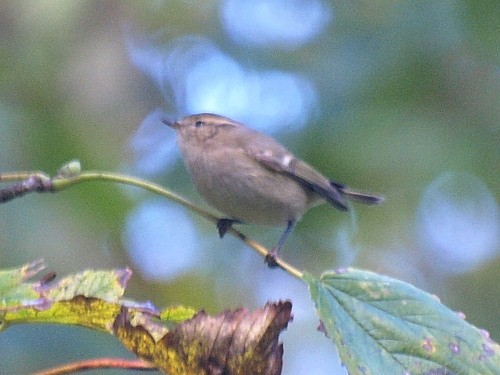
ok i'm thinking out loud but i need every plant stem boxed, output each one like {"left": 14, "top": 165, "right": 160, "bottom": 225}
{"left": 31, "top": 357, "right": 156, "bottom": 375}
{"left": 1, "top": 167, "right": 304, "bottom": 279}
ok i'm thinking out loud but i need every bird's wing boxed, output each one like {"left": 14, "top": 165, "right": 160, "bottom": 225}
{"left": 244, "top": 135, "right": 348, "bottom": 211}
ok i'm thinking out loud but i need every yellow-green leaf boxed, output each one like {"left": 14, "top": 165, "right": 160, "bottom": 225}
{"left": 5, "top": 296, "right": 121, "bottom": 332}
{"left": 160, "top": 305, "right": 197, "bottom": 324}
{"left": 45, "top": 268, "right": 131, "bottom": 302}
{"left": 0, "top": 259, "right": 46, "bottom": 311}
{"left": 1, "top": 263, "right": 131, "bottom": 333}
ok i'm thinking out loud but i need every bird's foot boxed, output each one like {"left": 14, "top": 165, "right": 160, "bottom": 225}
{"left": 265, "top": 249, "right": 280, "bottom": 268}
{"left": 216, "top": 218, "right": 236, "bottom": 238}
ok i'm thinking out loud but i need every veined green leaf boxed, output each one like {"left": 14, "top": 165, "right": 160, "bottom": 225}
{"left": 304, "top": 269, "right": 499, "bottom": 375}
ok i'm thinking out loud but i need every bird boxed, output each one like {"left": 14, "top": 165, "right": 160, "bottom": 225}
{"left": 163, "top": 113, "right": 383, "bottom": 266}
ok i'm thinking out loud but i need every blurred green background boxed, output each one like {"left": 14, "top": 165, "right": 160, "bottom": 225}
{"left": 0, "top": 1, "right": 498, "bottom": 374}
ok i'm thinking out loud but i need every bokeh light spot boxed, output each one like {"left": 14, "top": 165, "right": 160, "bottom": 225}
{"left": 124, "top": 199, "right": 199, "bottom": 281}
{"left": 126, "top": 34, "right": 317, "bottom": 134}
{"left": 184, "top": 52, "right": 316, "bottom": 131}
{"left": 220, "top": 0, "right": 333, "bottom": 48}
{"left": 417, "top": 172, "right": 498, "bottom": 274}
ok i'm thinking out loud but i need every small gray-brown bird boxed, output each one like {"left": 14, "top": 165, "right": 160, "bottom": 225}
{"left": 163, "top": 113, "right": 383, "bottom": 266}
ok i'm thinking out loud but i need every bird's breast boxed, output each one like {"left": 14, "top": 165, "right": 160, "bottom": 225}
{"left": 182, "top": 147, "right": 317, "bottom": 226}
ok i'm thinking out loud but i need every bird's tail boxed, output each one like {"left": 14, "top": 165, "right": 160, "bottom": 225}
{"left": 330, "top": 181, "right": 384, "bottom": 205}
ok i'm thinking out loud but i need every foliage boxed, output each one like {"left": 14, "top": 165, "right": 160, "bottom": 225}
{"left": 1, "top": 165, "right": 498, "bottom": 374}
{"left": 0, "top": 260, "right": 292, "bottom": 374}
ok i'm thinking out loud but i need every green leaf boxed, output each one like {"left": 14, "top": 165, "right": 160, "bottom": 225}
{"left": 160, "top": 305, "right": 197, "bottom": 328}
{"left": 1, "top": 263, "right": 131, "bottom": 332}
{"left": 46, "top": 268, "right": 131, "bottom": 302}
{"left": 304, "top": 269, "right": 500, "bottom": 375}
{"left": 0, "top": 259, "right": 46, "bottom": 312}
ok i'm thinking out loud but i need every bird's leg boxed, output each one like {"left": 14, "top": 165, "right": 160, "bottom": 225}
{"left": 265, "top": 220, "right": 296, "bottom": 268}
{"left": 216, "top": 218, "right": 241, "bottom": 238}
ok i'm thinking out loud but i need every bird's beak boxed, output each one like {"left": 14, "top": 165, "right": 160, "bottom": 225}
{"left": 161, "top": 118, "right": 179, "bottom": 129}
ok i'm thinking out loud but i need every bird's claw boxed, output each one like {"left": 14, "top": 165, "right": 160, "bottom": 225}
{"left": 265, "top": 252, "right": 279, "bottom": 268}
{"left": 216, "top": 218, "right": 235, "bottom": 238}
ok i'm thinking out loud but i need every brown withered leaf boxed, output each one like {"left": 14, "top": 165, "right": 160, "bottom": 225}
{"left": 113, "top": 300, "right": 293, "bottom": 375}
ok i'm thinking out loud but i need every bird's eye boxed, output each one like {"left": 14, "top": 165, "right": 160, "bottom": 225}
{"left": 195, "top": 120, "right": 204, "bottom": 128}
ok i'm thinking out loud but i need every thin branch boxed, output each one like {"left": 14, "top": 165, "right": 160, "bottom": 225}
{"left": 31, "top": 357, "right": 157, "bottom": 375}
{"left": 0, "top": 163, "right": 304, "bottom": 279}
{"left": 0, "top": 173, "right": 52, "bottom": 203}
